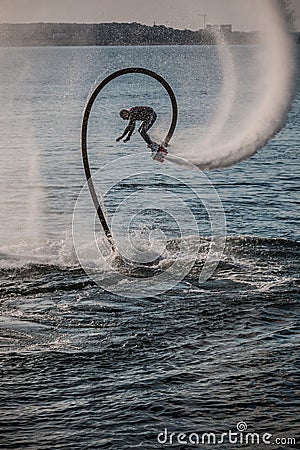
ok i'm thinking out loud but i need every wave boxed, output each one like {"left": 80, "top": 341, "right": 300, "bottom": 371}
{"left": 0, "top": 235, "right": 298, "bottom": 298}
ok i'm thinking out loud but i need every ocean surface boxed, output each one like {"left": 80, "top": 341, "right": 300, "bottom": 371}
{"left": 0, "top": 45, "right": 299, "bottom": 449}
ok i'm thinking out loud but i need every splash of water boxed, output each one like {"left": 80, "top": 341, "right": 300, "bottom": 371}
{"left": 201, "top": 30, "right": 237, "bottom": 147}
{"left": 172, "top": 0, "right": 295, "bottom": 170}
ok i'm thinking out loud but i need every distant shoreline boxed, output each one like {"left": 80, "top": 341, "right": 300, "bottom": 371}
{"left": 1, "top": 22, "right": 299, "bottom": 47}
{"left": 0, "top": 22, "right": 258, "bottom": 47}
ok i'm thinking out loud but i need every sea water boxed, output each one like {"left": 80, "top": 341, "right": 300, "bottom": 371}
{"left": 0, "top": 45, "right": 299, "bottom": 449}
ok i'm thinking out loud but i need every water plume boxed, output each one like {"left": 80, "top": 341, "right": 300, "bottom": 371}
{"left": 173, "top": 0, "right": 295, "bottom": 171}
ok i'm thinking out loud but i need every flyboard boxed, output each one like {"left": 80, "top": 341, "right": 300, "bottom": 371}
{"left": 81, "top": 67, "right": 178, "bottom": 255}
{"left": 151, "top": 143, "right": 168, "bottom": 163}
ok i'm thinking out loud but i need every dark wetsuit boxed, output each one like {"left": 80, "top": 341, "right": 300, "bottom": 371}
{"left": 121, "top": 106, "right": 157, "bottom": 145}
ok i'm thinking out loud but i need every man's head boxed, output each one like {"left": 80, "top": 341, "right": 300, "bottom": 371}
{"left": 119, "top": 109, "right": 130, "bottom": 120}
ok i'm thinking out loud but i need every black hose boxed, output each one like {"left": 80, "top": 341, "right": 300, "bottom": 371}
{"left": 81, "top": 67, "right": 178, "bottom": 253}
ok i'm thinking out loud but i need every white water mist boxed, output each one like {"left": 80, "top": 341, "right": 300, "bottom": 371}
{"left": 173, "top": 0, "right": 295, "bottom": 170}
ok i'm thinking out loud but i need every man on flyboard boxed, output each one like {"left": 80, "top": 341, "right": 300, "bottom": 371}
{"left": 116, "top": 106, "right": 168, "bottom": 162}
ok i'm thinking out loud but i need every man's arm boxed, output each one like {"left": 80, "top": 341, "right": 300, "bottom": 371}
{"left": 116, "top": 118, "right": 136, "bottom": 142}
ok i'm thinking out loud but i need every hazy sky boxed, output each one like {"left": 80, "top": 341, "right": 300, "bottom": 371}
{"left": 0, "top": 0, "right": 299, "bottom": 31}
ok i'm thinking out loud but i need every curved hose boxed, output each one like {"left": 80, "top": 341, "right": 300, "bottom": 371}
{"left": 81, "top": 67, "right": 178, "bottom": 252}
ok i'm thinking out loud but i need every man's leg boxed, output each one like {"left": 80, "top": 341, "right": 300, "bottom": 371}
{"left": 139, "top": 112, "right": 157, "bottom": 146}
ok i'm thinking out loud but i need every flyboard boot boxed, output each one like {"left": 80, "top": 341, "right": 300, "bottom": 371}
{"left": 148, "top": 142, "right": 168, "bottom": 163}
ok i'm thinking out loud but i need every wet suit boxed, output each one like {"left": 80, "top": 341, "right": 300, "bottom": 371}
{"left": 117, "top": 106, "right": 157, "bottom": 146}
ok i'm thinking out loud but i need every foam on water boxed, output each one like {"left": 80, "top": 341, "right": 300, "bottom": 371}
{"left": 0, "top": 231, "right": 78, "bottom": 269}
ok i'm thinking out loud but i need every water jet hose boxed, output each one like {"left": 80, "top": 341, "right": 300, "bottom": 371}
{"left": 81, "top": 67, "right": 178, "bottom": 253}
